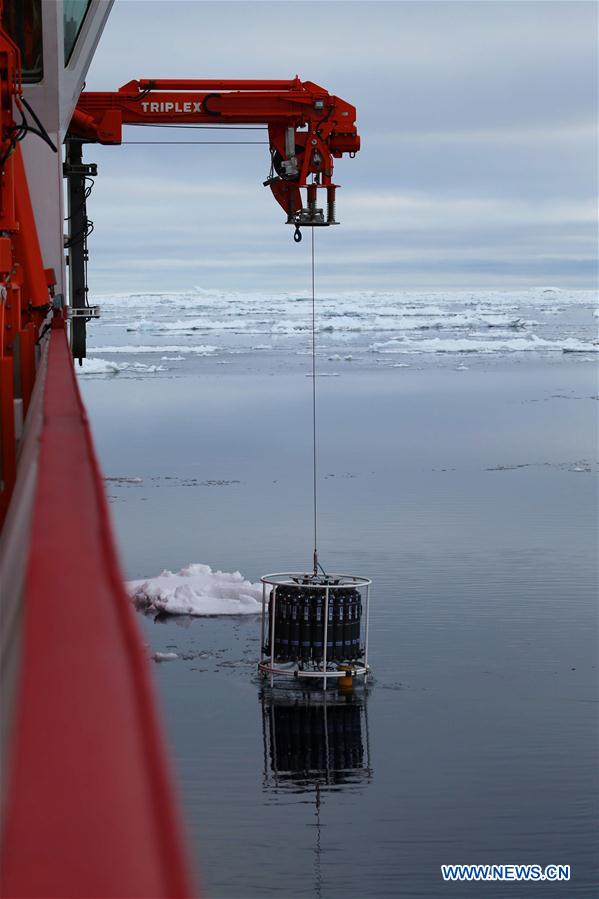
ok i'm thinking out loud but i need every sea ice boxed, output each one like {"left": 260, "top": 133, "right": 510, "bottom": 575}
{"left": 128, "top": 563, "right": 262, "bottom": 616}
{"left": 105, "top": 476, "right": 143, "bottom": 484}
{"left": 78, "top": 359, "right": 167, "bottom": 375}
{"left": 88, "top": 344, "right": 218, "bottom": 355}
{"left": 561, "top": 339, "right": 599, "bottom": 353}
{"left": 89, "top": 288, "right": 596, "bottom": 368}
{"left": 79, "top": 359, "right": 128, "bottom": 374}
{"left": 373, "top": 334, "right": 598, "bottom": 355}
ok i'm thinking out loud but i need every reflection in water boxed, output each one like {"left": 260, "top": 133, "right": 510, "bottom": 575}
{"left": 260, "top": 685, "right": 373, "bottom": 790}
{"left": 260, "top": 686, "right": 373, "bottom": 899}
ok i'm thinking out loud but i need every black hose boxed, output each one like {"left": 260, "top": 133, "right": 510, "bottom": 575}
{"left": 20, "top": 97, "right": 57, "bottom": 153}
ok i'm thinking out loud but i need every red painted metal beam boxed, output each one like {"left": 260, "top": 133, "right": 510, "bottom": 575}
{"left": 0, "top": 319, "right": 196, "bottom": 898}
{"left": 0, "top": 356, "right": 16, "bottom": 521}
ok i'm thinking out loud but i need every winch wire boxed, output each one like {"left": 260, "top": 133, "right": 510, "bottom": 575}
{"left": 311, "top": 228, "right": 318, "bottom": 576}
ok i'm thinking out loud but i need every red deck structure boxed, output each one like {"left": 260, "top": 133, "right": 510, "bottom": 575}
{"left": 1, "top": 321, "right": 195, "bottom": 898}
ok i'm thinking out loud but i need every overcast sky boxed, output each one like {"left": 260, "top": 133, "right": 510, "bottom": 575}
{"left": 85, "top": 1, "right": 598, "bottom": 295}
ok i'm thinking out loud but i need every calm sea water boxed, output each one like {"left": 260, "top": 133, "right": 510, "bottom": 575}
{"left": 79, "top": 290, "right": 598, "bottom": 898}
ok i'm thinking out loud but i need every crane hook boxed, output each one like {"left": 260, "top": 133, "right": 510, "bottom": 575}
{"left": 293, "top": 225, "right": 302, "bottom": 243}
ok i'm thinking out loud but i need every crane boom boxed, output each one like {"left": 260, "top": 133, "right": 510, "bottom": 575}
{"left": 70, "top": 77, "right": 360, "bottom": 229}
{"left": 65, "top": 76, "right": 360, "bottom": 358}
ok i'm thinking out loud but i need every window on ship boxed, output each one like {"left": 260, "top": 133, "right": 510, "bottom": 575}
{"left": 2, "top": 0, "right": 43, "bottom": 83}
{"left": 64, "top": 0, "right": 91, "bottom": 65}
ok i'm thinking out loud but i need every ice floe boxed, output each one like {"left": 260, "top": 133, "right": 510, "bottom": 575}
{"left": 372, "top": 335, "right": 598, "bottom": 355}
{"left": 88, "top": 344, "right": 218, "bottom": 355}
{"left": 105, "top": 476, "right": 143, "bottom": 484}
{"left": 561, "top": 339, "right": 599, "bottom": 353}
{"left": 78, "top": 358, "right": 167, "bottom": 375}
{"left": 128, "top": 563, "right": 262, "bottom": 616}
{"left": 78, "top": 359, "right": 129, "bottom": 374}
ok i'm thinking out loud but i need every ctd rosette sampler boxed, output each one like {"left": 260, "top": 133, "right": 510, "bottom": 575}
{"left": 259, "top": 572, "right": 371, "bottom": 683}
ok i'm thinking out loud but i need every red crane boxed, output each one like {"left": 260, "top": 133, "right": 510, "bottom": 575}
{"left": 70, "top": 77, "right": 361, "bottom": 237}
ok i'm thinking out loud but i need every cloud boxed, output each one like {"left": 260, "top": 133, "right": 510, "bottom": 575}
{"left": 83, "top": 0, "right": 598, "bottom": 292}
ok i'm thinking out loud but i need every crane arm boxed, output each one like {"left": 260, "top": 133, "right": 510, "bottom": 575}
{"left": 69, "top": 77, "right": 360, "bottom": 230}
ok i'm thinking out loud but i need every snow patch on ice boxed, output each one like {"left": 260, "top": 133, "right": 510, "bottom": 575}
{"left": 128, "top": 563, "right": 262, "bottom": 616}
{"left": 153, "top": 652, "right": 178, "bottom": 662}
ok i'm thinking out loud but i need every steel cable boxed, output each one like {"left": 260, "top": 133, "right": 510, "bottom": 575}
{"left": 311, "top": 227, "right": 318, "bottom": 576}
